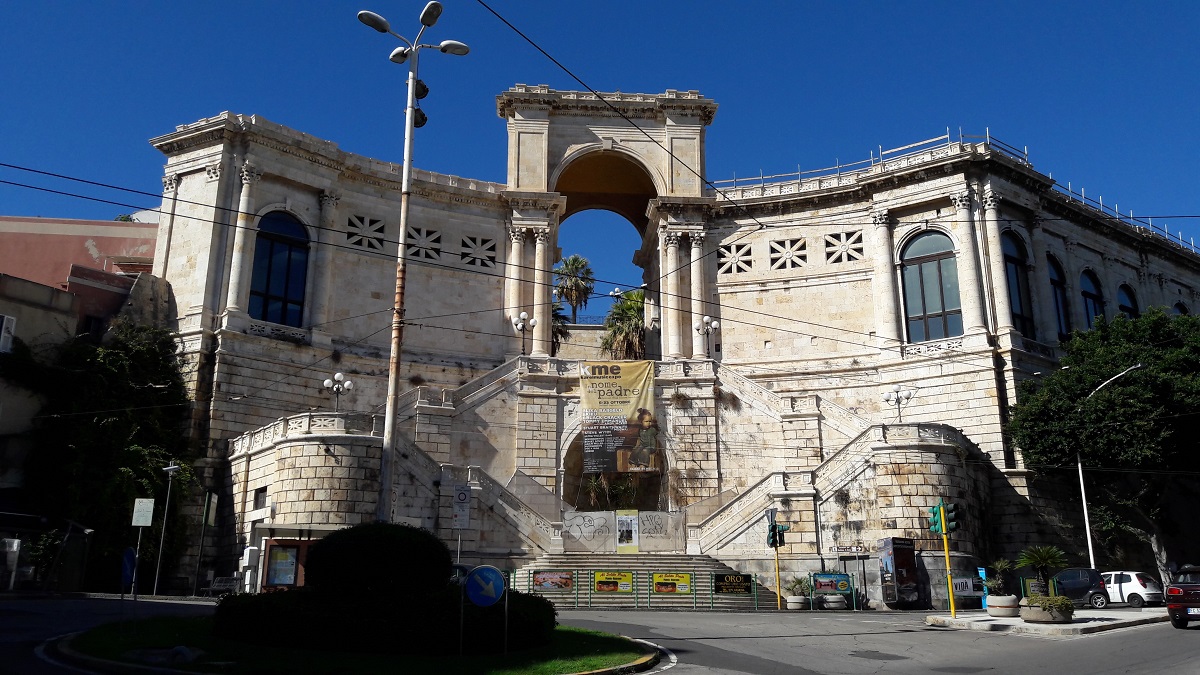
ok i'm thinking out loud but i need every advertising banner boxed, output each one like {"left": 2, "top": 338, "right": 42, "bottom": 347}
{"left": 812, "top": 573, "right": 853, "bottom": 595}
{"left": 652, "top": 572, "right": 692, "bottom": 594}
{"left": 532, "top": 571, "right": 574, "bottom": 591}
{"left": 713, "top": 573, "right": 753, "bottom": 594}
{"left": 616, "top": 509, "right": 640, "bottom": 554}
{"left": 580, "top": 361, "right": 656, "bottom": 473}
{"left": 593, "top": 571, "right": 634, "bottom": 593}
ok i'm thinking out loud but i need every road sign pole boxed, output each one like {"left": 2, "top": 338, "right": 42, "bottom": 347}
{"left": 132, "top": 527, "right": 143, "bottom": 601}
{"left": 774, "top": 544, "right": 782, "bottom": 609}
{"left": 940, "top": 501, "right": 957, "bottom": 618}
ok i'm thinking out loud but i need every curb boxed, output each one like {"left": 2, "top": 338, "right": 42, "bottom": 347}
{"left": 925, "top": 613, "right": 1170, "bottom": 635}
{"left": 568, "top": 638, "right": 664, "bottom": 675}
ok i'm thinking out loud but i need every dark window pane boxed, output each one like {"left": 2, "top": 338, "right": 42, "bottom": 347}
{"left": 248, "top": 295, "right": 264, "bottom": 318}
{"left": 908, "top": 319, "right": 925, "bottom": 343}
{"left": 946, "top": 312, "right": 963, "bottom": 337}
{"left": 928, "top": 318, "right": 946, "bottom": 340}
{"left": 923, "top": 262, "right": 943, "bottom": 313}
{"left": 903, "top": 265, "right": 923, "bottom": 317}
{"left": 250, "top": 243, "right": 272, "bottom": 293}
{"left": 288, "top": 249, "right": 308, "bottom": 301}
{"left": 902, "top": 231, "right": 953, "bottom": 259}
{"left": 267, "top": 299, "right": 284, "bottom": 324}
{"left": 940, "top": 259, "right": 960, "bottom": 311}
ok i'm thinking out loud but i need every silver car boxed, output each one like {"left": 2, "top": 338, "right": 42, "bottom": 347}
{"left": 1101, "top": 570, "right": 1163, "bottom": 607}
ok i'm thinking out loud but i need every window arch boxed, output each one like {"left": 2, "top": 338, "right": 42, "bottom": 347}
{"left": 1173, "top": 302, "right": 1189, "bottom": 316}
{"left": 1080, "top": 270, "right": 1105, "bottom": 329}
{"left": 901, "top": 231, "right": 962, "bottom": 342}
{"left": 1117, "top": 285, "right": 1139, "bottom": 319}
{"left": 249, "top": 211, "right": 309, "bottom": 327}
{"left": 1048, "top": 255, "right": 1070, "bottom": 341}
{"left": 1002, "top": 232, "right": 1035, "bottom": 337}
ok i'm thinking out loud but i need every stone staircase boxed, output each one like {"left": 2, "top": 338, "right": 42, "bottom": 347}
{"left": 512, "top": 552, "right": 777, "bottom": 610}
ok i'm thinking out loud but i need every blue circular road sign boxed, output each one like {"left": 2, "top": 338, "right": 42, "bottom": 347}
{"left": 465, "top": 565, "right": 507, "bottom": 607}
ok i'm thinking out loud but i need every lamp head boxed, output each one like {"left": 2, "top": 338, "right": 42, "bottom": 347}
{"left": 344, "top": 381, "right": 354, "bottom": 391}
{"left": 419, "top": 1, "right": 443, "bottom": 27}
{"left": 334, "top": 372, "right": 345, "bottom": 382}
{"left": 323, "top": 378, "right": 334, "bottom": 388}
{"left": 438, "top": 39, "right": 470, "bottom": 56}
{"left": 163, "top": 465, "right": 181, "bottom": 475}
{"left": 710, "top": 320, "right": 719, "bottom": 330}
{"left": 357, "top": 10, "right": 390, "bottom": 33}
{"left": 529, "top": 318, "right": 538, "bottom": 328}
{"left": 389, "top": 46, "right": 411, "bottom": 64}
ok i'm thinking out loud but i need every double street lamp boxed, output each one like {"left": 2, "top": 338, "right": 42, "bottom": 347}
{"left": 695, "top": 315, "right": 719, "bottom": 357}
{"left": 322, "top": 372, "right": 354, "bottom": 412}
{"left": 513, "top": 311, "right": 537, "bottom": 356}
{"left": 882, "top": 384, "right": 916, "bottom": 423}
{"left": 357, "top": 2, "right": 469, "bottom": 523}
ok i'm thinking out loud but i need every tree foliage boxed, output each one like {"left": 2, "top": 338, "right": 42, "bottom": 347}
{"left": 0, "top": 320, "right": 193, "bottom": 590}
{"left": 550, "top": 300, "right": 571, "bottom": 357}
{"left": 1006, "top": 308, "right": 1200, "bottom": 573}
{"left": 553, "top": 254, "right": 595, "bottom": 323}
{"left": 600, "top": 289, "right": 646, "bottom": 360}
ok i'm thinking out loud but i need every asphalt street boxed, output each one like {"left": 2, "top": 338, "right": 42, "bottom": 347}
{"left": 560, "top": 609, "right": 1200, "bottom": 674}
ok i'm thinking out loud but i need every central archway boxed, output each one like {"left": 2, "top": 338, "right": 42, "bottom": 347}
{"left": 554, "top": 149, "right": 660, "bottom": 236}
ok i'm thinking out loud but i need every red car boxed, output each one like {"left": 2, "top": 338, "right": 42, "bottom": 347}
{"left": 1165, "top": 564, "right": 1200, "bottom": 629}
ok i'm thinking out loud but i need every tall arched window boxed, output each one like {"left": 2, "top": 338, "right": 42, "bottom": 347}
{"left": 1173, "top": 302, "right": 1189, "bottom": 316}
{"left": 1002, "top": 232, "right": 1035, "bottom": 337}
{"left": 249, "top": 211, "right": 309, "bottom": 327}
{"left": 1117, "top": 285, "right": 1139, "bottom": 319}
{"left": 901, "top": 231, "right": 962, "bottom": 342}
{"left": 1048, "top": 256, "right": 1070, "bottom": 341}
{"left": 1080, "top": 270, "right": 1105, "bottom": 329}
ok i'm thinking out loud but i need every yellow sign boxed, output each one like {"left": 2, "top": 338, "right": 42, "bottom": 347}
{"left": 652, "top": 572, "right": 692, "bottom": 594}
{"left": 580, "top": 361, "right": 657, "bottom": 473}
{"left": 593, "top": 571, "right": 634, "bottom": 593}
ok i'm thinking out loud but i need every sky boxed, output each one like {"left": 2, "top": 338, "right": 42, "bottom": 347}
{"left": 3, "top": 0, "right": 1199, "bottom": 318}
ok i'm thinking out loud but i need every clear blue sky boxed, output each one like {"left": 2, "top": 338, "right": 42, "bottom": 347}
{"left": 3, "top": 1, "right": 1198, "bottom": 317}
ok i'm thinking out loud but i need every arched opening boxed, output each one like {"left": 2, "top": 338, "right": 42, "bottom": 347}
{"left": 555, "top": 151, "right": 658, "bottom": 235}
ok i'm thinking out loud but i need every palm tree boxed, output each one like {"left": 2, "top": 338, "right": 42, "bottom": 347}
{"left": 550, "top": 300, "right": 571, "bottom": 357}
{"left": 554, "top": 254, "right": 595, "bottom": 323}
{"left": 601, "top": 289, "right": 646, "bottom": 359}
{"left": 1016, "top": 545, "right": 1067, "bottom": 593}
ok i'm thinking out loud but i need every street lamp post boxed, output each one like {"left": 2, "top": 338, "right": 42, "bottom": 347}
{"left": 1077, "top": 362, "right": 1143, "bottom": 569}
{"left": 694, "top": 315, "right": 719, "bottom": 357}
{"left": 882, "top": 384, "right": 915, "bottom": 422}
{"left": 513, "top": 311, "right": 537, "bottom": 356}
{"left": 322, "top": 372, "right": 354, "bottom": 412}
{"left": 153, "top": 464, "right": 180, "bottom": 596}
{"left": 358, "top": 2, "right": 468, "bottom": 523}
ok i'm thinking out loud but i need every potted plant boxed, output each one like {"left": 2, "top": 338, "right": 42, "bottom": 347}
{"left": 983, "top": 558, "right": 1019, "bottom": 617}
{"left": 1019, "top": 593, "right": 1075, "bottom": 623}
{"left": 1016, "top": 545, "right": 1067, "bottom": 597}
{"left": 783, "top": 576, "right": 812, "bottom": 610}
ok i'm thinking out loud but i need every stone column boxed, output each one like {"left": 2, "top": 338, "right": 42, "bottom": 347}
{"left": 983, "top": 190, "right": 1013, "bottom": 334}
{"left": 226, "top": 162, "right": 261, "bottom": 314}
{"left": 951, "top": 190, "right": 987, "bottom": 334}
{"left": 689, "top": 233, "right": 706, "bottom": 358}
{"left": 871, "top": 209, "right": 900, "bottom": 350}
{"left": 1028, "top": 217, "right": 1058, "bottom": 342}
{"left": 531, "top": 229, "right": 551, "bottom": 356}
{"left": 310, "top": 191, "right": 340, "bottom": 328}
{"left": 152, "top": 173, "right": 180, "bottom": 278}
{"left": 664, "top": 231, "right": 684, "bottom": 359}
{"left": 505, "top": 226, "right": 526, "bottom": 325}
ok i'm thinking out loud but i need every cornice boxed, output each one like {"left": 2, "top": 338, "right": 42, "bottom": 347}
{"left": 496, "top": 85, "right": 717, "bottom": 125}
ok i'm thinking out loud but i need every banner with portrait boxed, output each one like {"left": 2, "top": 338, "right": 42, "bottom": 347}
{"left": 580, "top": 360, "right": 657, "bottom": 474}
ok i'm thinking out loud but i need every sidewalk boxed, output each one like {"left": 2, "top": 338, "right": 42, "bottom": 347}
{"left": 925, "top": 607, "right": 1169, "bottom": 636}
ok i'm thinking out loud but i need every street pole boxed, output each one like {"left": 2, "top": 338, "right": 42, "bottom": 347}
{"left": 153, "top": 465, "right": 180, "bottom": 596}
{"left": 774, "top": 542, "right": 782, "bottom": 610}
{"left": 939, "top": 500, "right": 957, "bottom": 618}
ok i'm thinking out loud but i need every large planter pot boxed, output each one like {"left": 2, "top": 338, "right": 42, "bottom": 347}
{"left": 820, "top": 594, "right": 848, "bottom": 610}
{"left": 785, "top": 596, "right": 811, "bottom": 610}
{"left": 986, "top": 594, "right": 1020, "bottom": 617}
{"left": 1018, "top": 598, "right": 1074, "bottom": 624}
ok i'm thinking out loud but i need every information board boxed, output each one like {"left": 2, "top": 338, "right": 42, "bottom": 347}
{"left": 651, "top": 572, "right": 692, "bottom": 594}
{"left": 593, "top": 571, "right": 633, "bottom": 593}
{"left": 713, "top": 573, "right": 753, "bottom": 594}
{"left": 131, "top": 498, "right": 155, "bottom": 527}
{"left": 532, "top": 570, "right": 574, "bottom": 591}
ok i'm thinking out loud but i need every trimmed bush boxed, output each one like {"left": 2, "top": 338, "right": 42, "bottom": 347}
{"left": 304, "top": 522, "right": 451, "bottom": 598}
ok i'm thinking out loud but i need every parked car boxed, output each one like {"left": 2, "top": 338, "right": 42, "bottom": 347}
{"left": 1101, "top": 570, "right": 1163, "bottom": 607}
{"left": 1166, "top": 564, "right": 1200, "bottom": 629}
{"left": 1052, "top": 567, "right": 1109, "bottom": 608}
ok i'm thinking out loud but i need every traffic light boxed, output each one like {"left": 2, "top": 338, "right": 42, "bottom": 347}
{"left": 767, "top": 523, "right": 778, "bottom": 548}
{"left": 776, "top": 524, "right": 790, "bottom": 546}
{"left": 944, "top": 502, "right": 959, "bottom": 533}
{"left": 928, "top": 503, "right": 943, "bottom": 534}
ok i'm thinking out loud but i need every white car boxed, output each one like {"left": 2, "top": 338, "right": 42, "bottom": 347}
{"left": 1101, "top": 570, "right": 1163, "bottom": 607}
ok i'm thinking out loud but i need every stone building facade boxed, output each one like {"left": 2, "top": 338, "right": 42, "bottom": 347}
{"left": 139, "top": 86, "right": 1200, "bottom": 604}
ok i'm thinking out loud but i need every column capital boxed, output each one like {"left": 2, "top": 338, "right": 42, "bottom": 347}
{"left": 982, "top": 190, "right": 1000, "bottom": 210}
{"left": 162, "top": 173, "right": 180, "bottom": 193}
{"left": 646, "top": 196, "right": 715, "bottom": 226}
{"left": 950, "top": 190, "right": 973, "bottom": 211}
{"left": 535, "top": 229, "right": 552, "bottom": 245}
{"left": 688, "top": 232, "right": 706, "bottom": 245}
{"left": 871, "top": 209, "right": 891, "bottom": 227}
{"left": 507, "top": 225, "right": 527, "bottom": 243}
{"left": 662, "top": 230, "right": 683, "bottom": 248}
{"left": 319, "top": 190, "right": 341, "bottom": 209}
{"left": 239, "top": 162, "right": 262, "bottom": 185}
{"left": 1029, "top": 214, "right": 1043, "bottom": 230}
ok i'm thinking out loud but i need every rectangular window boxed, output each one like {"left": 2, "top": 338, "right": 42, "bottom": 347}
{"left": 253, "top": 487, "right": 267, "bottom": 510}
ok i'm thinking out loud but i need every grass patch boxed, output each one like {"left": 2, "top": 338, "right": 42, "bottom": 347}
{"left": 70, "top": 617, "right": 647, "bottom": 675}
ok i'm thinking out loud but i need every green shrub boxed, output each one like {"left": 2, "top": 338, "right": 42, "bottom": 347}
{"left": 1026, "top": 593, "right": 1074, "bottom": 614}
{"left": 304, "top": 522, "right": 451, "bottom": 598}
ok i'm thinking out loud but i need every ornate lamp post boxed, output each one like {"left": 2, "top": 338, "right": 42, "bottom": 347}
{"left": 323, "top": 372, "right": 354, "bottom": 412}
{"left": 882, "top": 384, "right": 915, "bottom": 422}
{"left": 513, "top": 311, "right": 537, "bottom": 356}
{"left": 153, "top": 464, "right": 180, "bottom": 596}
{"left": 357, "top": 2, "right": 469, "bottom": 523}
{"left": 694, "top": 315, "right": 719, "bottom": 357}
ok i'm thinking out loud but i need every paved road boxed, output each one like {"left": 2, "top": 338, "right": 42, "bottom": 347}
{"left": 561, "top": 609, "right": 1199, "bottom": 674}
{"left": 0, "top": 596, "right": 214, "bottom": 674}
